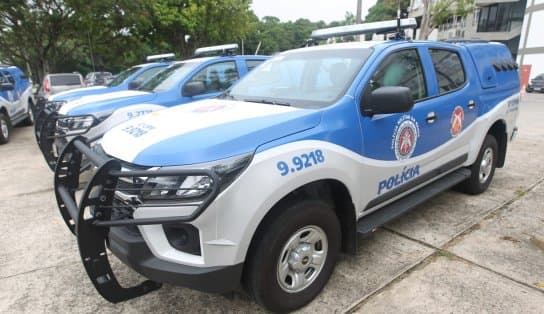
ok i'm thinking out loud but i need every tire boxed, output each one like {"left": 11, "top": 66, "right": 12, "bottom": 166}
{"left": 0, "top": 113, "right": 11, "bottom": 144}
{"left": 458, "top": 134, "right": 498, "bottom": 195}
{"left": 526, "top": 87, "right": 533, "bottom": 93}
{"left": 244, "top": 199, "right": 341, "bottom": 312}
{"left": 22, "top": 100, "right": 35, "bottom": 126}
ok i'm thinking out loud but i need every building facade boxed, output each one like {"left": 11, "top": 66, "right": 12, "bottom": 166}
{"left": 518, "top": 0, "right": 544, "bottom": 80}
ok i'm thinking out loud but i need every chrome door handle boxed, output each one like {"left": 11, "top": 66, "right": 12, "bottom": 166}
{"left": 426, "top": 112, "right": 437, "bottom": 124}
{"left": 468, "top": 100, "right": 476, "bottom": 109}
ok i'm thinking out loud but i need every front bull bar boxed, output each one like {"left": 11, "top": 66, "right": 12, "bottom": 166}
{"left": 35, "top": 109, "right": 60, "bottom": 170}
{"left": 54, "top": 137, "right": 220, "bottom": 302}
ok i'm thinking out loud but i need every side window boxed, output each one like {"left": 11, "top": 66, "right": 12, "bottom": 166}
{"left": 187, "top": 61, "right": 238, "bottom": 94}
{"left": 429, "top": 49, "right": 466, "bottom": 94}
{"left": 369, "top": 49, "right": 427, "bottom": 101}
{"left": 2, "top": 71, "right": 15, "bottom": 84}
{"left": 246, "top": 60, "right": 264, "bottom": 71}
{"left": 0, "top": 73, "right": 7, "bottom": 84}
{"left": 132, "top": 66, "right": 166, "bottom": 86}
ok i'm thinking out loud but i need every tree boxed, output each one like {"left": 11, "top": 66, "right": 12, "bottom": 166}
{"left": 419, "top": 0, "right": 474, "bottom": 39}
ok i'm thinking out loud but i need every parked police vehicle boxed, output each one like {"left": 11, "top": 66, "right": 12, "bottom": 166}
{"left": 37, "top": 45, "right": 268, "bottom": 170}
{"left": 52, "top": 19, "right": 520, "bottom": 312}
{"left": 45, "top": 54, "right": 175, "bottom": 105}
{"left": 0, "top": 65, "right": 34, "bottom": 144}
{"left": 34, "top": 56, "right": 173, "bottom": 148}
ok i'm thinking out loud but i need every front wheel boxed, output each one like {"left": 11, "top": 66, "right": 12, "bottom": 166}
{"left": 244, "top": 200, "right": 341, "bottom": 312}
{"left": 0, "top": 113, "right": 11, "bottom": 144}
{"left": 458, "top": 134, "right": 498, "bottom": 195}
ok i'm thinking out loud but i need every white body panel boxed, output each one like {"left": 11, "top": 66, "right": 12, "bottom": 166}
{"left": 128, "top": 93, "right": 519, "bottom": 268}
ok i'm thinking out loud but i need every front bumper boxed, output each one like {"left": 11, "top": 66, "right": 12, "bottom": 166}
{"left": 54, "top": 137, "right": 230, "bottom": 302}
{"left": 109, "top": 226, "right": 243, "bottom": 293}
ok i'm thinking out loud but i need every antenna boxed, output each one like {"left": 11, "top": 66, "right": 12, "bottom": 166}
{"left": 395, "top": 0, "right": 405, "bottom": 40}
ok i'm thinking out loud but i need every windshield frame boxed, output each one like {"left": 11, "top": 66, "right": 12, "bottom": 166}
{"left": 107, "top": 66, "right": 141, "bottom": 87}
{"left": 138, "top": 61, "right": 203, "bottom": 93}
{"left": 227, "top": 47, "right": 373, "bottom": 109}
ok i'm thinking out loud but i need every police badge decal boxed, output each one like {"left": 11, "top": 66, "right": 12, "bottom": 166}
{"left": 392, "top": 115, "right": 420, "bottom": 160}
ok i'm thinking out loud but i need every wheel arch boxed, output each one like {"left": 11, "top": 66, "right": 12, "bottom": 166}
{"left": 245, "top": 179, "right": 358, "bottom": 260}
{"left": 487, "top": 119, "right": 507, "bottom": 168}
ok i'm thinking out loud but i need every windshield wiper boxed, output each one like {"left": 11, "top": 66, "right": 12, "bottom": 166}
{"left": 243, "top": 98, "right": 291, "bottom": 107}
{"left": 218, "top": 91, "right": 237, "bottom": 100}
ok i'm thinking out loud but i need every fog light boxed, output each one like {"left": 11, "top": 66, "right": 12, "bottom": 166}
{"left": 163, "top": 223, "right": 201, "bottom": 256}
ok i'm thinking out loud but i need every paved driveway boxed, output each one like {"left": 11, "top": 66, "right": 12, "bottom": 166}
{"left": 1, "top": 94, "right": 543, "bottom": 313}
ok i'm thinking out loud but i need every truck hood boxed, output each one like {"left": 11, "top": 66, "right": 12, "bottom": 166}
{"left": 101, "top": 99, "right": 321, "bottom": 166}
{"left": 59, "top": 90, "right": 153, "bottom": 115}
{"left": 50, "top": 86, "right": 107, "bottom": 101}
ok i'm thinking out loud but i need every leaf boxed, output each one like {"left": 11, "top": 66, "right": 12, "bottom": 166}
{"left": 534, "top": 282, "right": 544, "bottom": 288}
{"left": 530, "top": 236, "right": 544, "bottom": 252}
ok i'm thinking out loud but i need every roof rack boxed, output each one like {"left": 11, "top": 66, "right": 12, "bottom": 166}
{"left": 310, "top": 18, "right": 417, "bottom": 41}
{"left": 194, "top": 44, "right": 238, "bottom": 57}
{"left": 443, "top": 39, "right": 489, "bottom": 43}
{"left": 146, "top": 53, "right": 176, "bottom": 62}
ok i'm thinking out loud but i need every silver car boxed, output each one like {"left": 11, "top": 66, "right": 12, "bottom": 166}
{"left": 39, "top": 73, "right": 85, "bottom": 100}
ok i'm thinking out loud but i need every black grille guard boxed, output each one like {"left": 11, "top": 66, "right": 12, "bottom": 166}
{"left": 35, "top": 108, "right": 60, "bottom": 171}
{"left": 54, "top": 137, "right": 221, "bottom": 302}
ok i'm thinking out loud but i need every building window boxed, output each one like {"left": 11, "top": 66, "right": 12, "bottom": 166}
{"left": 477, "top": 1, "right": 526, "bottom": 32}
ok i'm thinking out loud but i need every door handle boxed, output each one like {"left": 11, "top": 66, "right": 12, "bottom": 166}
{"left": 468, "top": 100, "right": 476, "bottom": 109}
{"left": 426, "top": 112, "right": 437, "bottom": 124}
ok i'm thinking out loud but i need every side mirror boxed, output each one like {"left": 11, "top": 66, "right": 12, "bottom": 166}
{"left": 128, "top": 81, "right": 140, "bottom": 90}
{"left": 362, "top": 86, "right": 414, "bottom": 116}
{"left": 182, "top": 81, "right": 206, "bottom": 97}
{"left": 0, "top": 82, "right": 14, "bottom": 91}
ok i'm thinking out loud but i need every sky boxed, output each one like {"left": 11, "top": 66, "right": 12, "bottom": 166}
{"left": 251, "top": 0, "right": 378, "bottom": 24}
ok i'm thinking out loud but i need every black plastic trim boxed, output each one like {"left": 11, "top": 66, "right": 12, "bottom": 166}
{"left": 109, "top": 227, "right": 242, "bottom": 293}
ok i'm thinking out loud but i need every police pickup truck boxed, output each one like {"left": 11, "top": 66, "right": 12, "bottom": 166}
{"left": 37, "top": 44, "right": 268, "bottom": 170}
{"left": 0, "top": 65, "right": 34, "bottom": 144}
{"left": 52, "top": 19, "right": 520, "bottom": 312}
{"left": 34, "top": 57, "right": 172, "bottom": 149}
{"left": 40, "top": 54, "right": 175, "bottom": 107}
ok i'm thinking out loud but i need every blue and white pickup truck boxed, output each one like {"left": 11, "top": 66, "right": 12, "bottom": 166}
{"left": 53, "top": 20, "right": 520, "bottom": 312}
{"left": 34, "top": 58, "right": 172, "bottom": 146}
{"left": 0, "top": 65, "right": 34, "bottom": 144}
{"left": 37, "top": 45, "right": 268, "bottom": 169}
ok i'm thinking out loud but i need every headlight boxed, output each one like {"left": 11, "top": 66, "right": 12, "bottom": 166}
{"left": 56, "top": 115, "right": 96, "bottom": 135}
{"left": 139, "top": 153, "right": 252, "bottom": 202}
{"left": 45, "top": 100, "right": 67, "bottom": 111}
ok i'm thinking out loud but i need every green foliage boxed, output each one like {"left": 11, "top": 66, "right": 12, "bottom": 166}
{"left": 0, "top": 0, "right": 357, "bottom": 84}
{"left": 365, "top": 0, "right": 411, "bottom": 22}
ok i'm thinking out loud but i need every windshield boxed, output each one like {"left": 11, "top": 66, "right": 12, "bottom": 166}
{"left": 107, "top": 66, "right": 141, "bottom": 87}
{"left": 139, "top": 61, "right": 201, "bottom": 93}
{"left": 228, "top": 48, "right": 372, "bottom": 108}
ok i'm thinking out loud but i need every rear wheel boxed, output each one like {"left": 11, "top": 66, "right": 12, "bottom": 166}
{"left": 0, "top": 113, "right": 11, "bottom": 144}
{"left": 244, "top": 199, "right": 341, "bottom": 312}
{"left": 458, "top": 134, "right": 498, "bottom": 195}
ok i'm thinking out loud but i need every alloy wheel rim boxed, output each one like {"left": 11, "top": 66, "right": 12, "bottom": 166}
{"left": 479, "top": 147, "right": 493, "bottom": 183}
{"left": 1, "top": 119, "right": 8, "bottom": 138}
{"left": 276, "top": 225, "right": 328, "bottom": 293}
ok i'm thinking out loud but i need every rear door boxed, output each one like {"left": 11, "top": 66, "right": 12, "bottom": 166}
{"left": 424, "top": 47, "right": 477, "bottom": 159}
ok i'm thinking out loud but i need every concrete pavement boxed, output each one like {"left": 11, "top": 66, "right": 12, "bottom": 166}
{"left": 1, "top": 94, "right": 543, "bottom": 313}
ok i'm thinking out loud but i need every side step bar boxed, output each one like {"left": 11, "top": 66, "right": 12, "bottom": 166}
{"left": 357, "top": 168, "right": 471, "bottom": 236}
